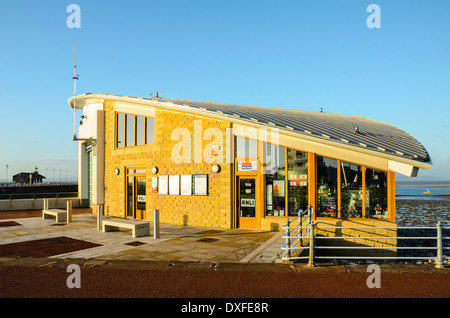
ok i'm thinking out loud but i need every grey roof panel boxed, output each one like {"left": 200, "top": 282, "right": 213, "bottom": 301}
{"left": 111, "top": 95, "right": 431, "bottom": 163}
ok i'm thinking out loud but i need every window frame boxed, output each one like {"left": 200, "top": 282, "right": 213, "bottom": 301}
{"left": 115, "top": 111, "right": 155, "bottom": 149}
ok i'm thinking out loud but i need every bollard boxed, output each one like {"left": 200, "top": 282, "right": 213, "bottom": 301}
{"left": 67, "top": 201, "right": 72, "bottom": 223}
{"left": 154, "top": 209, "right": 160, "bottom": 239}
{"left": 97, "top": 204, "right": 103, "bottom": 231}
{"left": 308, "top": 221, "right": 315, "bottom": 267}
{"left": 436, "top": 222, "right": 444, "bottom": 268}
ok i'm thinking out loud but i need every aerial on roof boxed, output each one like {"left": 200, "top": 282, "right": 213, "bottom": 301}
{"left": 69, "top": 93, "right": 431, "bottom": 165}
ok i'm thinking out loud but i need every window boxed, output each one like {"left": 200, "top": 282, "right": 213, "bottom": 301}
{"left": 236, "top": 137, "right": 258, "bottom": 159}
{"left": 287, "top": 149, "right": 308, "bottom": 216}
{"left": 116, "top": 113, "right": 155, "bottom": 148}
{"left": 265, "top": 144, "right": 285, "bottom": 216}
{"left": 146, "top": 117, "right": 155, "bottom": 144}
{"left": 365, "top": 168, "right": 388, "bottom": 219}
{"left": 125, "top": 114, "right": 134, "bottom": 147}
{"left": 317, "top": 156, "right": 338, "bottom": 217}
{"left": 340, "top": 161, "right": 363, "bottom": 218}
{"left": 116, "top": 113, "right": 125, "bottom": 148}
{"left": 136, "top": 116, "right": 145, "bottom": 146}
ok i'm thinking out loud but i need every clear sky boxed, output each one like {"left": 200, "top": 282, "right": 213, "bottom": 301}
{"left": 0, "top": 0, "right": 449, "bottom": 182}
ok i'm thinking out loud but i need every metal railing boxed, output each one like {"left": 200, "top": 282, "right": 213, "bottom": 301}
{"left": 0, "top": 192, "right": 78, "bottom": 200}
{"left": 281, "top": 218, "right": 449, "bottom": 268}
{"left": 281, "top": 205, "right": 314, "bottom": 259}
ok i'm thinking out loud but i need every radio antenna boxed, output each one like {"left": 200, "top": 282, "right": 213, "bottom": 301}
{"left": 72, "top": 42, "right": 79, "bottom": 140}
{"left": 71, "top": 43, "right": 96, "bottom": 146}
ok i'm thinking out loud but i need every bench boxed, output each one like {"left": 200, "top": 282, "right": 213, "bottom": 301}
{"left": 43, "top": 209, "right": 68, "bottom": 223}
{"left": 102, "top": 218, "right": 150, "bottom": 238}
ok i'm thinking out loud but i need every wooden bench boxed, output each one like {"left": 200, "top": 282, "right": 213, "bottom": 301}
{"left": 43, "top": 209, "right": 68, "bottom": 223}
{"left": 102, "top": 218, "right": 150, "bottom": 238}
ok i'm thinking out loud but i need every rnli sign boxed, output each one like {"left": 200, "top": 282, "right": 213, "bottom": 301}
{"left": 240, "top": 198, "right": 255, "bottom": 207}
{"left": 237, "top": 161, "right": 257, "bottom": 172}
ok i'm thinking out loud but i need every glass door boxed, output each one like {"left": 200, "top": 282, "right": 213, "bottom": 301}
{"left": 126, "top": 168, "right": 146, "bottom": 219}
{"left": 135, "top": 177, "right": 146, "bottom": 219}
{"left": 237, "top": 176, "right": 259, "bottom": 229}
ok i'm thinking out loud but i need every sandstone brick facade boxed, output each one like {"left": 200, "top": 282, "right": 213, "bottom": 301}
{"left": 103, "top": 101, "right": 233, "bottom": 229}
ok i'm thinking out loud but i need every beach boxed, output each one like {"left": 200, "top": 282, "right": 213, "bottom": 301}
{"left": 396, "top": 196, "right": 450, "bottom": 227}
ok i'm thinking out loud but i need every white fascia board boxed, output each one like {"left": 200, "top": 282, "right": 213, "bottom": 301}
{"left": 388, "top": 161, "right": 419, "bottom": 177}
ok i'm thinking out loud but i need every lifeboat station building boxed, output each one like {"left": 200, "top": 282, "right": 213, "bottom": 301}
{"left": 69, "top": 94, "right": 431, "bottom": 235}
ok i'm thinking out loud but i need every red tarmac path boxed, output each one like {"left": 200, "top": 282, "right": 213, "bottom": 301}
{"left": 0, "top": 258, "right": 448, "bottom": 298}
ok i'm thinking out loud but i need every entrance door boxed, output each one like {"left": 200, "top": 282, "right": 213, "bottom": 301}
{"left": 135, "top": 177, "right": 146, "bottom": 219}
{"left": 237, "top": 176, "right": 259, "bottom": 229}
{"left": 126, "top": 174, "right": 146, "bottom": 219}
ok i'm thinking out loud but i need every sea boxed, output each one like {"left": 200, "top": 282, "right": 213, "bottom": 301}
{"left": 396, "top": 181, "right": 450, "bottom": 199}
{"left": 395, "top": 181, "right": 450, "bottom": 227}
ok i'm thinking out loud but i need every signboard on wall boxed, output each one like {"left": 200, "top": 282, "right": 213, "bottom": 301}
{"left": 152, "top": 177, "right": 158, "bottom": 193}
{"left": 180, "top": 175, "right": 192, "bottom": 195}
{"left": 158, "top": 175, "right": 168, "bottom": 195}
{"left": 237, "top": 161, "right": 257, "bottom": 172}
{"left": 194, "top": 174, "right": 208, "bottom": 196}
{"left": 169, "top": 175, "right": 180, "bottom": 195}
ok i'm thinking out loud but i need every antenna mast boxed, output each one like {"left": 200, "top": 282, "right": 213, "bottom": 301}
{"left": 71, "top": 44, "right": 96, "bottom": 146}
{"left": 73, "top": 43, "right": 79, "bottom": 140}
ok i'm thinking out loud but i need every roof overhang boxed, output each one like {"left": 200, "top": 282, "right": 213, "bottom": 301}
{"left": 68, "top": 93, "right": 432, "bottom": 175}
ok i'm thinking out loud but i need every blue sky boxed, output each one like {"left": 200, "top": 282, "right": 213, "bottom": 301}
{"left": 0, "top": 0, "right": 449, "bottom": 182}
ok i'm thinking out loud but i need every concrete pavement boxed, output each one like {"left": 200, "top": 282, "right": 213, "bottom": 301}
{"left": 0, "top": 210, "right": 284, "bottom": 264}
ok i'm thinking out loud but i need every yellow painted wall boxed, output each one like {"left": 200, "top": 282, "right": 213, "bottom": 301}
{"left": 103, "top": 101, "right": 233, "bottom": 229}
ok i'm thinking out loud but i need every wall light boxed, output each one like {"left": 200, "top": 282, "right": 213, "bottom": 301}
{"left": 212, "top": 165, "right": 220, "bottom": 173}
{"left": 152, "top": 166, "right": 159, "bottom": 174}
{"left": 115, "top": 168, "right": 120, "bottom": 175}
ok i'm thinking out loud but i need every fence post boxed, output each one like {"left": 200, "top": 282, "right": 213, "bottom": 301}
{"left": 154, "top": 209, "right": 160, "bottom": 239}
{"left": 308, "top": 221, "right": 315, "bottom": 267}
{"left": 298, "top": 211, "right": 303, "bottom": 247}
{"left": 436, "top": 222, "right": 444, "bottom": 268}
{"left": 97, "top": 204, "right": 103, "bottom": 231}
{"left": 286, "top": 218, "right": 291, "bottom": 259}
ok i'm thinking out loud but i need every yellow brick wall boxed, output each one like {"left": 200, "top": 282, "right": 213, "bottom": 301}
{"left": 103, "top": 101, "right": 233, "bottom": 229}
{"left": 265, "top": 217, "right": 397, "bottom": 258}
{"left": 314, "top": 218, "right": 397, "bottom": 258}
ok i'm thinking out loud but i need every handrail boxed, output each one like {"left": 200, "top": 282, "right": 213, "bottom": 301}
{"left": 0, "top": 192, "right": 78, "bottom": 200}
{"left": 281, "top": 219, "right": 449, "bottom": 268}
{"left": 281, "top": 205, "right": 314, "bottom": 259}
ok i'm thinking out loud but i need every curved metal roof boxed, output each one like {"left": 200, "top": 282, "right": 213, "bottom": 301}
{"left": 69, "top": 94, "right": 431, "bottom": 164}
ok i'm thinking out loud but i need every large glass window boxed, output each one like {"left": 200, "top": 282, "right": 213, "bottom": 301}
{"left": 265, "top": 144, "right": 286, "bottom": 216}
{"left": 146, "top": 117, "right": 155, "bottom": 144}
{"left": 365, "top": 168, "right": 388, "bottom": 219}
{"left": 116, "top": 113, "right": 125, "bottom": 148}
{"left": 136, "top": 116, "right": 145, "bottom": 146}
{"left": 116, "top": 113, "right": 154, "bottom": 148}
{"left": 340, "top": 161, "right": 363, "bottom": 218}
{"left": 236, "top": 137, "right": 258, "bottom": 159}
{"left": 287, "top": 149, "right": 308, "bottom": 216}
{"left": 125, "top": 114, "right": 134, "bottom": 147}
{"left": 317, "top": 156, "right": 338, "bottom": 217}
